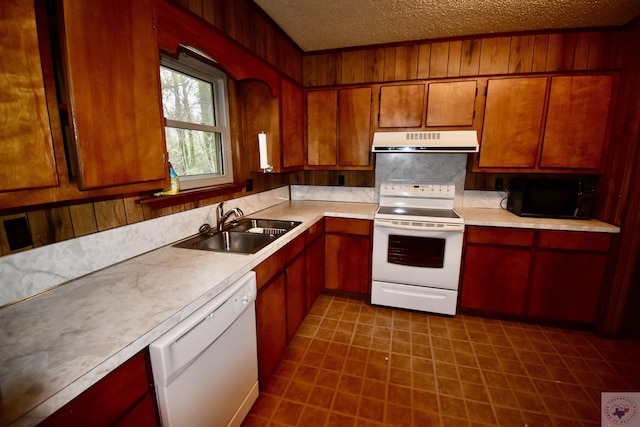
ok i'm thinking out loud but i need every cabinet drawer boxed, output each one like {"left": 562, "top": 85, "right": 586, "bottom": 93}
{"left": 325, "top": 217, "right": 371, "bottom": 236}
{"left": 254, "top": 252, "right": 284, "bottom": 289}
{"left": 537, "top": 230, "right": 611, "bottom": 252}
{"left": 466, "top": 226, "right": 534, "bottom": 247}
{"left": 281, "top": 234, "right": 305, "bottom": 266}
{"left": 305, "top": 218, "right": 324, "bottom": 245}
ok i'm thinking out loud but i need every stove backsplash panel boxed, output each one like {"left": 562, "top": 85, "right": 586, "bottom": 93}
{"left": 375, "top": 153, "right": 468, "bottom": 204}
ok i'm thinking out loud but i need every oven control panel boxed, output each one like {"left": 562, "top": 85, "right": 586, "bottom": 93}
{"left": 380, "top": 182, "right": 455, "bottom": 199}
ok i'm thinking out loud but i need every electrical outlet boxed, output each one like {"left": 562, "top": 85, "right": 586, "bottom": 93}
{"left": 338, "top": 175, "right": 345, "bottom": 186}
{"left": 246, "top": 179, "right": 253, "bottom": 192}
{"left": 495, "top": 178, "right": 504, "bottom": 190}
{"left": 4, "top": 217, "right": 33, "bottom": 251}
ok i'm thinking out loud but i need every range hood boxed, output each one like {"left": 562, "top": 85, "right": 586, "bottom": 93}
{"left": 372, "top": 130, "right": 479, "bottom": 153}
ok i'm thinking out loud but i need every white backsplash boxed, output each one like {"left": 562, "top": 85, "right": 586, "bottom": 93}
{"left": 375, "top": 153, "right": 468, "bottom": 204}
{"left": 0, "top": 187, "right": 290, "bottom": 307}
{"left": 291, "top": 185, "right": 376, "bottom": 203}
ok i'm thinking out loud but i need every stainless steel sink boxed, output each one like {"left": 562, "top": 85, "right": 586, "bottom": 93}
{"left": 174, "top": 231, "right": 276, "bottom": 254}
{"left": 173, "top": 218, "right": 301, "bottom": 254}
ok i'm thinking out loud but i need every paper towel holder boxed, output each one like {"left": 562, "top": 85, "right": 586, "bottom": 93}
{"left": 258, "top": 132, "right": 273, "bottom": 173}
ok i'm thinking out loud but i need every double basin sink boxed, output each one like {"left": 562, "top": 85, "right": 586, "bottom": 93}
{"left": 173, "top": 218, "right": 301, "bottom": 254}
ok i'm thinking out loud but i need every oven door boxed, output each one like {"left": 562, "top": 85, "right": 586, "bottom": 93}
{"left": 371, "top": 219, "right": 464, "bottom": 290}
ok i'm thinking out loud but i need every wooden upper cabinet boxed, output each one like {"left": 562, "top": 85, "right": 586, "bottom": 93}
{"left": 540, "top": 75, "right": 614, "bottom": 169}
{"left": 426, "top": 81, "right": 477, "bottom": 127}
{"left": 307, "top": 90, "right": 338, "bottom": 166}
{"left": 307, "top": 87, "right": 372, "bottom": 169}
{"left": 242, "top": 78, "right": 304, "bottom": 173}
{"left": 280, "top": 79, "right": 305, "bottom": 169}
{"left": 339, "top": 87, "right": 372, "bottom": 166}
{"left": 479, "top": 77, "right": 548, "bottom": 168}
{"left": 61, "top": 0, "right": 166, "bottom": 189}
{"left": 379, "top": 84, "right": 425, "bottom": 128}
{"left": 0, "top": 1, "right": 58, "bottom": 192}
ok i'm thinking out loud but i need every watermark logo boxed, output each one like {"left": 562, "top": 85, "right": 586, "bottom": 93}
{"left": 603, "top": 393, "right": 640, "bottom": 426}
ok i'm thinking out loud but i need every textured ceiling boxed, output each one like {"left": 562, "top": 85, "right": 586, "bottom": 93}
{"left": 253, "top": 0, "right": 640, "bottom": 52}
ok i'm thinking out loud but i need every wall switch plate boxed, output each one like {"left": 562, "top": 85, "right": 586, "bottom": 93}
{"left": 4, "top": 217, "right": 33, "bottom": 251}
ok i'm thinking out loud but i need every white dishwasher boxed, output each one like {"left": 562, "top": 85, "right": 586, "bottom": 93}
{"left": 149, "top": 271, "right": 259, "bottom": 427}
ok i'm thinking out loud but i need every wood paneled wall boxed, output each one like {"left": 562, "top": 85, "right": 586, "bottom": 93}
{"left": 595, "top": 21, "right": 640, "bottom": 336}
{"left": 168, "top": 0, "right": 303, "bottom": 82}
{"left": 303, "top": 31, "right": 622, "bottom": 86}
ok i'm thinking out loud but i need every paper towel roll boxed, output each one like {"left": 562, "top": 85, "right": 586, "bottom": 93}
{"left": 258, "top": 132, "right": 269, "bottom": 170}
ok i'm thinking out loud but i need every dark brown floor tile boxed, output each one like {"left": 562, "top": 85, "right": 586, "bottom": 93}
{"left": 332, "top": 390, "right": 360, "bottom": 415}
{"left": 284, "top": 380, "right": 312, "bottom": 403}
{"left": 466, "top": 400, "right": 497, "bottom": 424}
{"left": 339, "top": 374, "right": 364, "bottom": 395}
{"left": 486, "top": 386, "right": 519, "bottom": 408}
{"left": 437, "top": 376, "right": 463, "bottom": 397}
{"left": 458, "top": 366, "right": 484, "bottom": 384}
{"left": 263, "top": 374, "right": 290, "bottom": 395}
{"left": 389, "top": 367, "right": 412, "bottom": 387}
{"left": 307, "top": 384, "right": 335, "bottom": 408}
{"left": 434, "top": 361, "right": 459, "bottom": 380}
{"left": 358, "top": 396, "right": 385, "bottom": 422}
{"left": 387, "top": 383, "right": 411, "bottom": 404}
{"left": 327, "top": 412, "right": 356, "bottom": 427}
{"left": 384, "top": 402, "right": 412, "bottom": 427}
{"left": 413, "top": 371, "right": 437, "bottom": 391}
{"left": 461, "top": 381, "right": 490, "bottom": 402}
{"left": 244, "top": 294, "right": 640, "bottom": 427}
{"left": 298, "top": 406, "right": 329, "bottom": 427}
{"left": 272, "top": 400, "right": 304, "bottom": 426}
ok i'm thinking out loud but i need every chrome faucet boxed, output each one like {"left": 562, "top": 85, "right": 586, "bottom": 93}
{"left": 216, "top": 202, "right": 244, "bottom": 231}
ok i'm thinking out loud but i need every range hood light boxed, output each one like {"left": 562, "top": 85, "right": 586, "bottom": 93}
{"left": 372, "top": 130, "right": 479, "bottom": 153}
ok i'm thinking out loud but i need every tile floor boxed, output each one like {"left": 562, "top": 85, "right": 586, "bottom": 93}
{"left": 242, "top": 294, "right": 640, "bottom": 427}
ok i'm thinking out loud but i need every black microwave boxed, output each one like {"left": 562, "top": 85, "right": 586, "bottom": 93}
{"left": 506, "top": 178, "right": 595, "bottom": 219}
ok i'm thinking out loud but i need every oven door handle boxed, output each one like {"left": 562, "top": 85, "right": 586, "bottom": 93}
{"left": 374, "top": 219, "right": 464, "bottom": 232}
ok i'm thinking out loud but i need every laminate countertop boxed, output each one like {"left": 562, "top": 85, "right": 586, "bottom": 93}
{"left": 0, "top": 201, "right": 619, "bottom": 426}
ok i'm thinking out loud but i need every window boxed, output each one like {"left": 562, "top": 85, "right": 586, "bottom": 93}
{"left": 160, "top": 52, "right": 233, "bottom": 190}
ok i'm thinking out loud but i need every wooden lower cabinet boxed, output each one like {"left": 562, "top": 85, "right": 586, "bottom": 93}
{"left": 324, "top": 218, "right": 372, "bottom": 295}
{"left": 460, "top": 226, "right": 612, "bottom": 325}
{"left": 460, "top": 245, "right": 532, "bottom": 315}
{"left": 39, "top": 349, "right": 159, "bottom": 426}
{"left": 285, "top": 254, "right": 306, "bottom": 342}
{"left": 526, "top": 230, "right": 611, "bottom": 323}
{"left": 305, "top": 219, "right": 325, "bottom": 310}
{"left": 255, "top": 273, "right": 287, "bottom": 386}
{"left": 460, "top": 226, "right": 534, "bottom": 315}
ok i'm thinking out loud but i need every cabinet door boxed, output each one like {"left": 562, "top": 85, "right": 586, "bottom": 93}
{"left": 540, "top": 75, "right": 614, "bottom": 169}
{"left": 281, "top": 79, "right": 305, "bottom": 169}
{"left": 479, "top": 77, "right": 547, "bottom": 168}
{"left": 243, "top": 80, "right": 281, "bottom": 172}
{"left": 379, "top": 84, "right": 425, "bottom": 128}
{"left": 305, "top": 233, "right": 325, "bottom": 310}
{"left": 528, "top": 251, "right": 607, "bottom": 323}
{"left": 1, "top": 1, "right": 58, "bottom": 192}
{"left": 255, "top": 274, "right": 287, "bottom": 386}
{"left": 460, "top": 246, "right": 531, "bottom": 315}
{"left": 285, "top": 254, "right": 306, "bottom": 342}
{"left": 325, "top": 234, "right": 371, "bottom": 294}
{"left": 426, "top": 81, "right": 477, "bottom": 127}
{"left": 339, "top": 87, "right": 372, "bottom": 166}
{"left": 307, "top": 90, "right": 338, "bottom": 166}
{"left": 62, "top": 0, "right": 166, "bottom": 189}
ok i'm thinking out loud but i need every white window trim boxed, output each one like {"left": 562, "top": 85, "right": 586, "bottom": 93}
{"left": 160, "top": 52, "right": 234, "bottom": 190}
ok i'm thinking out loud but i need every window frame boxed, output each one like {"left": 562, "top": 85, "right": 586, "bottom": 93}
{"left": 159, "top": 52, "right": 234, "bottom": 190}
